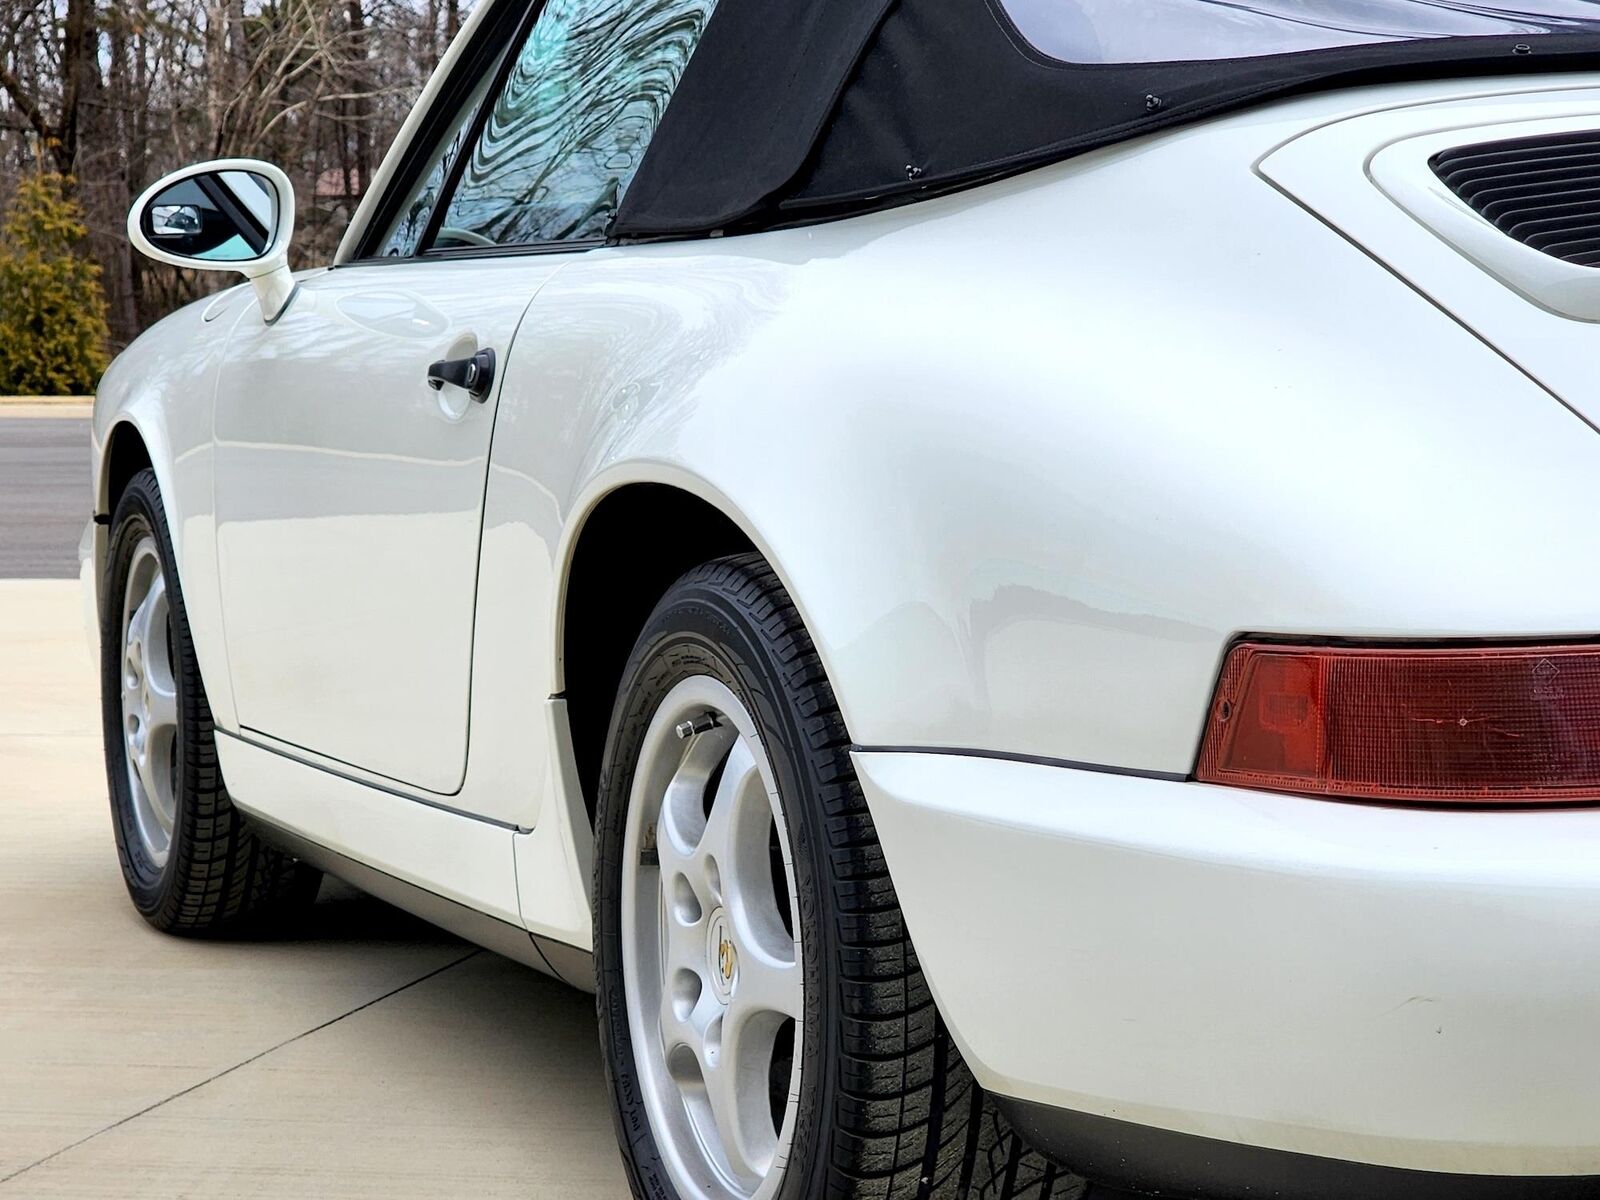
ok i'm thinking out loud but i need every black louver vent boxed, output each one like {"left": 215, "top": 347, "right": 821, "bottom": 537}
{"left": 1432, "top": 131, "right": 1600, "bottom": 268}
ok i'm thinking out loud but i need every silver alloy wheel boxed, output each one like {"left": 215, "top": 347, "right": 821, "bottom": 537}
{"left": 622, "top": 676, "right": 804, "bottom": 1200}
{"left": 120, "top": 535, "right": 178, "bottom": 867}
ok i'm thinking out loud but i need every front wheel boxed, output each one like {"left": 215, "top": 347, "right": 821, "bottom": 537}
{"left": 594, "top": 554, "right": 1073, "bottom": 1200}
{"left": 101, "top": 468, "right": 319, "bottom": 933}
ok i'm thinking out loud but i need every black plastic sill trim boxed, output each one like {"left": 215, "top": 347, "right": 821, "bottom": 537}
{"left": 849, "top": 744, "right": 1188, "bottom": 783}
{"left": 998, "top": 1097, "right": 1600, "bottom": 1200}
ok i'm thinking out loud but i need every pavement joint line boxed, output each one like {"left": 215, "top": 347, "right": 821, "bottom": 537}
{"left": 0, "top": 947, "right": 483, "bottom": 1187}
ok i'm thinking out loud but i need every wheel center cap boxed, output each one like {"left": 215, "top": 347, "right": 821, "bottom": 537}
{"left": 706, "top": 907, "right": 737, "bottom": 1002}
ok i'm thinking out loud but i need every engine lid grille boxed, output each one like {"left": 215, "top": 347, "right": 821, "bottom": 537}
{"left": 1432, "top": 130, "right": 1600, "bottom": 268}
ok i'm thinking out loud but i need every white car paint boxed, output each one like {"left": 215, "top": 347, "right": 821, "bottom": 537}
{"left": 1261, "top": 82, "right": 1600, "bottom": 422}
{"left": 857, "top": 751, "right": 1600, "bottom": 1176}
{"left": 88, "top": 67, "right": 1600, "bottom": 1177}
{"left": 211, "top": 255, "right": 566, "bottom": 801}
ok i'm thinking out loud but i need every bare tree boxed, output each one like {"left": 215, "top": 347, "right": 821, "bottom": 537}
{"left": 0, "top": 0, "right": 469, "bottom": 349}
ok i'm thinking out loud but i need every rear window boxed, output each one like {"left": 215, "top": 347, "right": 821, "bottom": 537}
{"left": 999, "top": 0, "right": 1600, "bottom": 64}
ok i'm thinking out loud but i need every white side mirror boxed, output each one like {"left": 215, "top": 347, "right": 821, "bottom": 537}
{"left": 128, "top": 159, "right": 297, "bottom": 323}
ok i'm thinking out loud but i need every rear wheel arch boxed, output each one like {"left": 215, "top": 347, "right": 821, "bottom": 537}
{"left": 559, "top": 482, "right": 755, "bottom": 824}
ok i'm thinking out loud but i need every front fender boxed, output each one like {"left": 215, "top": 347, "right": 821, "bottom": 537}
{"left": 92, "top": 285, "right": 253, "bottom": 730}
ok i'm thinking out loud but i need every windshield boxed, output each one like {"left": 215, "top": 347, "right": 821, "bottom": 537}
{"left": 1000, "top": 0, "right": 1600, "bottom": 63}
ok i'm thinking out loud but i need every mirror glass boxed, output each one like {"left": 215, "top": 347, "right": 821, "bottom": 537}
{"left": 142, "top": 170, "right": 277, "bottom": 262}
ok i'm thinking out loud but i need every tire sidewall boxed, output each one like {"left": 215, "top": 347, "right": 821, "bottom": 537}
{"left": 594, "top": 582, "right": 835, "bottom": 1200}
{"left": 101, "top": 471, "right": 188, "bottom": 915}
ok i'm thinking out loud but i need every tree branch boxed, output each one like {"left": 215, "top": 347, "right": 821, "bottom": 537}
{"left": 0, "top": 62, "right": 56, "bottom": 146}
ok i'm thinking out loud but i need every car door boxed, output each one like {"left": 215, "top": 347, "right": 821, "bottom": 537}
{"left": 213, "top": 259, "right": 559, "bottom": 794}
{"left": 212, "top": 0, "right": 721, "bottom": 800}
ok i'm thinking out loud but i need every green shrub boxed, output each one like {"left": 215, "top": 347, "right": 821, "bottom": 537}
{"left": 0, "top": 174, "right": 111, "bottom": 395}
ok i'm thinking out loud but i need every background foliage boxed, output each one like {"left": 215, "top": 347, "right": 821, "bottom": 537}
{"left": 0, "top": 172, "right": 109, "bottom": 392}
{"left": 0, "top": 0, "right": 473, "bottom": 384}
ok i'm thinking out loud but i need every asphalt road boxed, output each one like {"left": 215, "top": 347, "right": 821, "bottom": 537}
{"left": 0, "top": 417, "right": 89, "bottom": 579}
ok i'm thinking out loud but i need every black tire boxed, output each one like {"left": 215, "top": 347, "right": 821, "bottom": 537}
{"left": 594, "top": 553, "right": 1079, "bottom": 1200}
{"left": 101, "top": 467, "right": 320, "bottom": 934}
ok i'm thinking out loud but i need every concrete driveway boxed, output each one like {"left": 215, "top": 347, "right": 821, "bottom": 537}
{"left": 0, "top": 544, "right": 627, "bottom": 1189}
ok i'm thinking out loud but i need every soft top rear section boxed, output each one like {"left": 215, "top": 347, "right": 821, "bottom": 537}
{"left": 613, "top": 0, "right": 1600, "bottom": 240}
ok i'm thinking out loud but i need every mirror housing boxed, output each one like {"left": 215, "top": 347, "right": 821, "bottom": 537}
{"left": 128, "top": 159, "right": 297, "bottom": 323}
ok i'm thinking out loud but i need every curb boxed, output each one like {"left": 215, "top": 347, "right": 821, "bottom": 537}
{"left": 0, "top": 396, "right": 93, "bottom": 405}
{"left": 0, "top": 398, "right": 93, "bottom": 419}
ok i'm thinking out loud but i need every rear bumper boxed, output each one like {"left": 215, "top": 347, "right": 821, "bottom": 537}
{"left": 853, "top": 750, "right": 1600, "bottom": 1182}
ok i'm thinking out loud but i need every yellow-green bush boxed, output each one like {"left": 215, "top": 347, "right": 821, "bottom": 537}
{"left": 0, "top": 174, "right": 110, "bottom": 395}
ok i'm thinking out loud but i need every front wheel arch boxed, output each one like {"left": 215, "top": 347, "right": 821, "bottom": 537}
{"left": 100, "top": 420, "right": 153, "bottom": 517}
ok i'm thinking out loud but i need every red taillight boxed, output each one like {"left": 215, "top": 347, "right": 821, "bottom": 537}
{"left": 1196, "top": 642, "right": 1600, "bottom": 804}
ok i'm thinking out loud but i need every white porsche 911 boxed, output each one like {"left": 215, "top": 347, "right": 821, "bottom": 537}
{"left": 87, "top": 0, "right": 1600, "bottom": 1196}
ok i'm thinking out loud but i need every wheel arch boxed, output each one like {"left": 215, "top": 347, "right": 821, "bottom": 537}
{"left": 91, "top": 402, "right": 236, "bottom": 730}
{"left": 557, "top": 478, "right": 759, "bottom": 822}
{"left": 92, "top": 419, "right": 162, "bottom": 609}
{"left": 100, "top": 419, "right": 155, "bottom": 517}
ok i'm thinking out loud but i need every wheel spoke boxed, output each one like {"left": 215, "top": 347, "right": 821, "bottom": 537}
{"left": 655, "top": 793, "right": 698, "bottom": 900}
{"left": 700, "top": 737, "right": 758, "bottom": 869}
{"left": 145, "top": 671, "right": 178, "bottom": 737}
{"left": 147, "top": 768, "right": 176, "bottom": 835}
{"left": 658, "top": 885, "right": 709, "bottom": 1062}
{"left": 126, "top": 581, "right": 157, "bottom": 663}
{"left": 734, "top": 942, "right": 802, "bottom": 1021}
{"left": 143, "top": 575, "right": 178, "bottom": 709}
{"left": 711, "top": 741, "right": 798, "bottom": 981}
{"left": 133, "top": 738, "right": 164, "bottom": 820}
{"left": 659, "top": 970, "right": 712, "bottom": 1059}
{"left": 659, "top": 725, "right": 736, "bottom": 900}
{"left": 662, "top": 888, "right": 705, "bottom": 969}
{"left": 702, "top": 1009, "right": 776, "bottom": 1187}
{"left": 122, "top": 641, "right": 142, "bottom": 697}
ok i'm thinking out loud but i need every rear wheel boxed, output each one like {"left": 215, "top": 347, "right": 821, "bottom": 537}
{"left": 101, "top": 468, "right": 319, "bottom": 933}
{"left": 594, "top": 553, "right": 1077, "bottom": 1199}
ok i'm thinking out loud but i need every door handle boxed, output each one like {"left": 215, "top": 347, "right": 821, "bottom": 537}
{"left": 426, "top": 347, "right": 496, "bottom": 402}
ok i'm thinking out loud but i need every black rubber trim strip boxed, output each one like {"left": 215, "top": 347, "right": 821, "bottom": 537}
{"left": 348, "top": 0, "right": 537, "bottom": 261}
{"left": 260, "top": 283, "right": 299, "bottom": 326}
{"left": 194, "top": 171, "right": 270, "bottom": 253}
{"left": 412, "top": 0, "right": 543, "bottom": 257}
{"left": 338, "top": 237, "right": 603, "bottom": 269}
{"left": 999, "top": 1097, "right": 1600, "bottom": 1200}
{"left": 217, "top": 728, "right": 532, "bottom": 833}
{"left": 247, "top": 815, "right": 596, "bottom": 991}
{"left": 850, "top": 744, "right": 1188, "bottom": 783}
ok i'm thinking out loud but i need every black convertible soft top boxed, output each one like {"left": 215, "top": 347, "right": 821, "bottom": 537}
{"left": 612, "top": 0, "right": 1600, "bottom": 241}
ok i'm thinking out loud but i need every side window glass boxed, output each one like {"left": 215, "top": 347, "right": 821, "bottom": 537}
{"left": 430, "top": 0, "right": 717, "bottom": 250}
{"left": 374, "top": 65, "right": 503, "bottom": 257}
